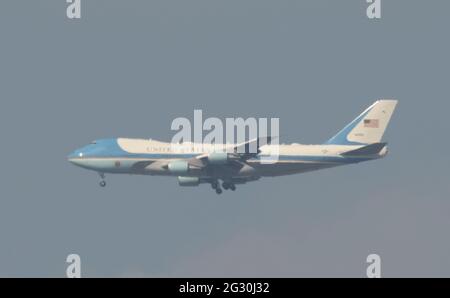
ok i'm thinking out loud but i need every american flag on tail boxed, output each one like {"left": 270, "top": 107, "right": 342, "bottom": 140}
{"left": 364, "top": 119, "right": 379, "bottom": 128}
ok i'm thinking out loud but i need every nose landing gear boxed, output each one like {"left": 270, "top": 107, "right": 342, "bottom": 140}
{"left": 98, "top": 173, "right": 106, "bottom": 187}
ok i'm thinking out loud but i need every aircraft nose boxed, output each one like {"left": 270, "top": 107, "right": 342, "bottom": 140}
{"left": 67, "top": 149, "right": 85, "bottom": 166}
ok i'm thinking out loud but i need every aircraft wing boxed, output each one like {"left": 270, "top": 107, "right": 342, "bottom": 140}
{"left": 233, "top": 136, "right": 276, "bottom": 158}
{"left": 188, "top": 136, "right": 277, "bottom": 168}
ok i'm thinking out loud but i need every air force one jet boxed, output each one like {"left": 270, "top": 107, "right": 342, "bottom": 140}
{"left": 68, "top": 100, "right": 398, "bottom": 194}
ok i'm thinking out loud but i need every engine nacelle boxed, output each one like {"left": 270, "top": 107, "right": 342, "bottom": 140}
{"left": 237, "top": 163, "right": 257, "bottom": 176}
{"left": 207, "top": 152, "right": 229, "bottom": 165}
{"left": 168, "top": 160, "right": 189, "bottom": 175}
{"left": 177, "top": 176, "right": 200, "bottom": 186}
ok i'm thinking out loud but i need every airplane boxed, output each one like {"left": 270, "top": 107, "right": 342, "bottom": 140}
{"left": 68, "top": 99, "right": 398, "bottom": 194}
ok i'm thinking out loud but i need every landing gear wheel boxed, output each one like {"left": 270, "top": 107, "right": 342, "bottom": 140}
{"left": 215, "top": 188, "right": 222, "bottom": 194}
{"left": 98, "top": 173, "right": 106, "bottom": 187}
{"left": 230, "top": 184, "right": 236, "bottom": 191}
{"left": 222, "top": 182, "right": 230, "bottom": 190}
{"left": 211, "top": 181, "right": 219, "bottom": 189}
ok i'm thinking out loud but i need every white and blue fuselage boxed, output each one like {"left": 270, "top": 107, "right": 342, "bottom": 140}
{"left": 68, "top": 138, "right": 385, "bottom": 176}
{"left": 68, "top": 100, "right": 397, "bottom": 193}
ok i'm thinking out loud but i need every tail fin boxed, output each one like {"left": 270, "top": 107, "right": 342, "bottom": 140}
{"left": 325, "top": 99, "right": 398, "bottom": 145}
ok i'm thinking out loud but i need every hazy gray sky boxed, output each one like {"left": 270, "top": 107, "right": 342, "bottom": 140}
{"left": 0, "top": 0, "right": 449, "bottom": 277}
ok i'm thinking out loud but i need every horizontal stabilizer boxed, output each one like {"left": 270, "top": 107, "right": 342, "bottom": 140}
{"left": 341, "top": 142, "right": 387, "bottom": 156}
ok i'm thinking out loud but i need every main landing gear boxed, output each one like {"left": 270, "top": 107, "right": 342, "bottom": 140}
{"left": 98, "top": 172, "right": 106, "bottom": 187}
{"left": 222, "top": 182, "right": 236, "bottom": 191}
{"left": 211, "top": 180, "right": 236, "bottom": 194}
{"left": 211, "top": 180, "right": 222, "bottom": 194}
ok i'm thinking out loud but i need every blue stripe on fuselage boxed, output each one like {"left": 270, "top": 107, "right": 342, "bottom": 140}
{"left": 79, "top": 154, "right": 371, "bottom": 164}
{"left": 70, "top": 138, "right": 373, "bottom": 165}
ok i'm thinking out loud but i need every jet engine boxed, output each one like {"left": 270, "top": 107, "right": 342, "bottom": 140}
{"left": 167, "top": 160, "right": 189, "bottom": 175}
{"left": 177, "top": 176, "right": 200, "bottom": 186}
{"left": 207, "top": 152, "right": 230, "bottom": 165}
